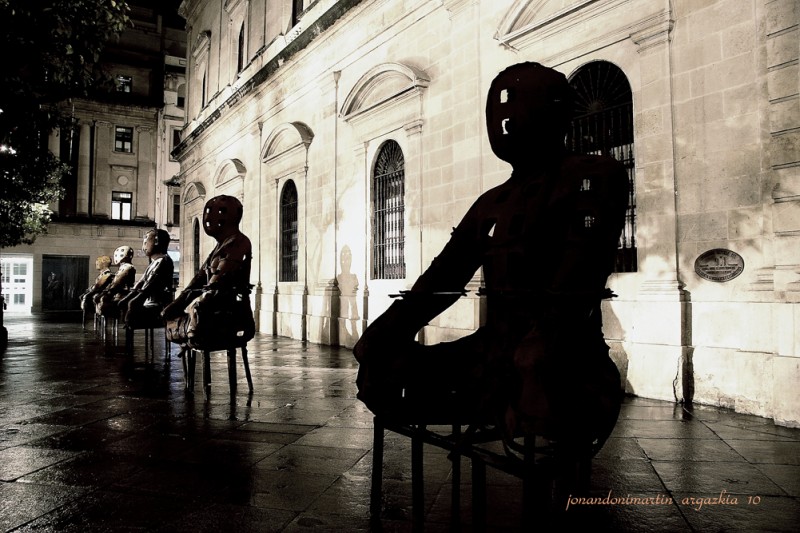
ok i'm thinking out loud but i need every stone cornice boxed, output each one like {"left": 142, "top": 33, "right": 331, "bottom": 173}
{"left": 172, "top": 0, "right": 366, "bottom": 162}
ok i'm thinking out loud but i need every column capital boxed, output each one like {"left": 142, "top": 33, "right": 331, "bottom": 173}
{"left": 404, "top": 119, "right": 424, "bottom": 137}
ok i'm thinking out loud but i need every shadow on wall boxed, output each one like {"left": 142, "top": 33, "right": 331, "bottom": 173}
{"left": 337, "top": 245, "right": 360, "bottom": 348}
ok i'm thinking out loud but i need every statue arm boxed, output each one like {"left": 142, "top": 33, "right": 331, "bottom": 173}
{"left": 357, "top": 202, "right": 485, "bottom": 345}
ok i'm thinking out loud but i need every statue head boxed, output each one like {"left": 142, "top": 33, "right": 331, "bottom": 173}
{"left": 203, "top": 195, "right": 243, "bottom": 240}
{"left": 485, "top": 62, "right": 574, "bottom": 166}
{"left": 95, "top": 255, "right": 112, "bottom": 271}
{"left": 113, "top": 245, "right": 134, "bottom": 265}
{"left": 142, "top": 228, "right": 171, "bottom": 257}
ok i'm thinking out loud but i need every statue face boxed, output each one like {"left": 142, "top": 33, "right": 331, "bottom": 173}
{"left": 203, "top": 195, "right": 243, "bottom": 239}
{"left": 113, "top": 246, "right": 133, "bottom": 265}
{"left": 142, "top": 229, "right": 171, "bottom": 257}
{"left": 142, "top": 232, "right": 157, "bottom": 257}
{"left": 485, "top": 63, "right": 573, "bottom": 165}
{"left": 95, "top": 256, "right": 111, "bottom": 271}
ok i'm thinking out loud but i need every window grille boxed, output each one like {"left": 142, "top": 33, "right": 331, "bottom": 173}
{"left": 372, "top": 140, "right": 405, "bottom": 279}
{"left": 280, "top": 181, "right": 299, "bottom": 282}
{"left": 568, "top": 61, "right": 637, "bottom": 272}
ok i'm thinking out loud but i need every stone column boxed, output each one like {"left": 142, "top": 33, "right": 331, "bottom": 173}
{"left": 48, "top": 130, "right": 61, "bottom": 214}
{"left": 93, "top": 122, "right": 112, "bottom": 218}
{"left": 76, "top": 122, "right": 91, "bottom": 216}
{"left": 624, "top": 16, "right": 693, "bottom": 403}
{"left": 136, "top": 127, "right": 153, "bottom": 220}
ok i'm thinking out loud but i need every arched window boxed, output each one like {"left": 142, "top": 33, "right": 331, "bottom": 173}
{"left": 236, "top": 24, "right": 245, "bottom": 73}
{"left": 193, "top": 218, "right": 201, "bottom": 272}
{"left": 280, "top": 180, "right": 299, "bottom": 282}
{"left": 372, "top": 140, "right": 405, "bottom": 280}
{"left": 568, "top": 61, "right": 637, "bottom": 272}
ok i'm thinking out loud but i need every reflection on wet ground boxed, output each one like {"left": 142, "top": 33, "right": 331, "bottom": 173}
{"left": 1, "top": 314, "right": 798, "bottom": 531}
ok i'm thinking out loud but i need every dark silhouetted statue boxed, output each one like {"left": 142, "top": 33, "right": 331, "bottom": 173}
{"left": 354, "top": 62, "right": 628, "bottom": 453}
{"left": 163, "top": 195, "right": 255, "bottom": 348}
{"left": 95, "top": 245, "right": 136, "bottom": 319}
{"left": 119, "top": 229, "right": 174, "bottom": 329}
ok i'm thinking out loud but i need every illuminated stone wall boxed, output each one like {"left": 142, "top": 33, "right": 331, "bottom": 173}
{"left": 174, "top": 0, "right": 799, "bottom": 427}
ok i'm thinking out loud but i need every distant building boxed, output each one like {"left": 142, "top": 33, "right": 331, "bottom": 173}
{"left": 174, "top": 0, "right": 798, "bottom": 427}
{"left": 1, "top": 2, "right": 186, "bottom": 314}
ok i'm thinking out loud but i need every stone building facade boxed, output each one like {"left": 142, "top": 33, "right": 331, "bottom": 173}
{"left": 173, "top": 0, "right": 799, "bottom": 427}
{"left": 1, "top": 3, "right": 186, "bottom": 315}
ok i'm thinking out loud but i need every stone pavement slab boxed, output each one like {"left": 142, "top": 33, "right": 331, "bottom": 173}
{"left": 1, "top": 314, "right": 799, "bottom": 531}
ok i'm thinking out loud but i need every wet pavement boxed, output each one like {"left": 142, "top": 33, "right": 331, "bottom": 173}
{"left": 1, "top": 313, "right": 799, "bottom": 532}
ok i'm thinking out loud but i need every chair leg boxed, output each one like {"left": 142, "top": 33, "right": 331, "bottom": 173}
{"left": 472, "top": 457, "right": 487, "bottom": 532}
{"left": 125, "top": 327, "right": 133, "bottom": 356}
{"left": 370, "top": 417, "right": 385, "bottom": 519}
{"left": 412, "top": 428, "right": 424, "bottom": 531}
{"left": 164, "top": 329, "right": 170, "bottom": 362}
{"left": 183, "top": 348, "right": 196, "bottom": 392}
{"left": 522, "top": 435, "right": 536, "bottom": 531}
{"left": 451, "top": 424, "right": 462, "bottom": 530}
{"left": 202, "top": 349, "right": 211, "bottom": 400}
{"left": 148, "top": 327, "right": 155, "bottom": 362}
{"left": 241, "top": 346, "right": 253, "bottom": 392}
{"left": 227, "top": 348, "right": 237, "bottom": 394}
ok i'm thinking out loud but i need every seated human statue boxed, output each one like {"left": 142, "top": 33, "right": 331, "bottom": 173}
{"left": 119, "top": 229, "right": 174, "bottom": 329}
{"left": 353, "top": 62, "right": 629, "bottom": 452}
{"left": 95, "top": 245, "right": 137, "bottom": 319}
{"left": 79, "top": 255, "right": 113, "bottom": 312}
{"left": 162, "top": 195, "right": 255, "bottom": 349}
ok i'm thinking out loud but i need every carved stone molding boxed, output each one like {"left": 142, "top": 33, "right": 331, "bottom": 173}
{"left": 340, "top": 62, "right": 430, "bottom": 122}
{"left": 403, "top": 119, "right": 424, "bottom": 137}
{"left": 495, "top": 0, "right": 673, "bottom": 63}
{"left": 441, "top": 0, "right": 477, "bottom": 18}
{"left": 630, "top": 11, "right": 674, "bottom": 53}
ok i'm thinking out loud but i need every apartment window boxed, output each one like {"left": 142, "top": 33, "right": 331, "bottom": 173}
{"left": 116, "top": 75, "right": 132, "bottom": 93}
{"left": 280, "top": 181, "right": 299, "bottom": 282}
{"left": 114, "top": 126, "right": 133, "bottom": 153}
{"left": 172, "top": 194, "right": 181, "bottom": 226}
{"left": 236, "top": 24, "right": 245, "bottom": 73}
{"left": 111, "top": 191, "right": 132, "bottom": 220}
{"left": 372, "top": 140, "right": 405, "bottom": 280}
{"left": 568, "top": 61, "right": 637, "bottom": 273}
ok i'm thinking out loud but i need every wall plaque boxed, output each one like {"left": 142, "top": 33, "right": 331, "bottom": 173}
{"left": 694, "top": 249, "right": 744, "bottom": 282}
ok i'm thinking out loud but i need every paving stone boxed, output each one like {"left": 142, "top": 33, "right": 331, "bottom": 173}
{"left": 1, "top": 314, "right": 799, "bottom": 531}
